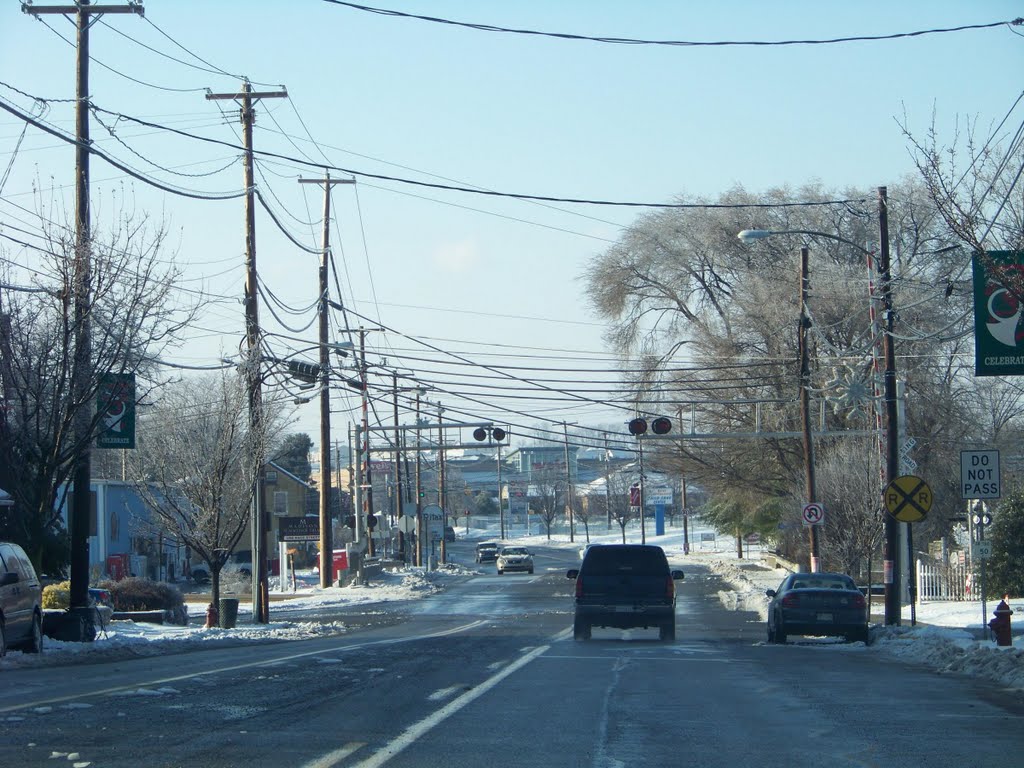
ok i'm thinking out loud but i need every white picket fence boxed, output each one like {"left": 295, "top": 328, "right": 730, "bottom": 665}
{"left": 916, "top": 557, "right": 974, "bottom": 602}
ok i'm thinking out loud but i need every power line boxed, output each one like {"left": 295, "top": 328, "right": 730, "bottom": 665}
{"left": 322, "top": 2, "right": 1023, "bottom": 48}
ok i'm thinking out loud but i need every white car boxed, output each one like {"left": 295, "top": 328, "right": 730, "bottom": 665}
{"left": 496, "top": 546, "right": 534, "bottom": 575}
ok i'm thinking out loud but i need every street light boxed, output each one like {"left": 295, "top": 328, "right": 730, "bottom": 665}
{"left": 737, "top": 185, "right": 902, "bottom": 626}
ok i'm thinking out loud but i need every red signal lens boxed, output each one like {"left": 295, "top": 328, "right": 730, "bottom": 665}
{"left": 651, "top": 417, "right": 671, "bottom": 435}
{"left": 628, "top": 418, "right": 648, "bottom": 435}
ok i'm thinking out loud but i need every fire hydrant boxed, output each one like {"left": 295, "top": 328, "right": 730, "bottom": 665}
{"left": 988, "top": 596, "right": 1014, "bottom": 647}
{"left": 204, "top": 602, "right": 219, "bottom": 629}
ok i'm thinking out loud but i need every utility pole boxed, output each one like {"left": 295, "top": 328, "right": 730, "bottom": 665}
{"left": 497, "top": 441, "right": 504, "bottom": 539}
{"left": 23, "top": 0, "right": 144, "bottom": 642}
{"left": 878, "top": 186, "right": 902, "bottom": 626}
{"left": 298, "top": 173, "right": 354, "bottom": 588}
{"left": 603, "top": 433, "right": 612, "bottom": 530}
{"left": 438, "top": 403, "right": 447, "bottom": 563}
{"left": 356, "top": 329, "right": 374, "bottom": 559}
{"left": 681, "top": 475, "right": 690, "bottom": 555}
{"left": 206, "top": 81, "right": 287, "bottom": 623}
{"left": 563, "top": 422, "right": 575, "bottom": 542}
{"left": 415, "top": 389, "right": 423, "bottom": 567}
{"left": 392, "top": 373, "right": 406, "bottom": 561}
{"left": 799, "top": 245, "right": 821, "bottom": 572}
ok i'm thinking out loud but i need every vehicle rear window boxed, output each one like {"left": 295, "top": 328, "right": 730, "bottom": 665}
{"left": 582, "top": 546, "right": 667, "bottom": 575}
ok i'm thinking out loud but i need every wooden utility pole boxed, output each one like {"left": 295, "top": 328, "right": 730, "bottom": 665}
{"left": 206, "top": 82, "right": 287, "bottom": 624}
{"left": 563, "top": 422, "right": 574, "bottom": 542}
{"left": 298, "top": 173, "right": 354, "bottom": 588}
{"left": 23, "top": 0, "right": 143, "bottom": 641}
{"left": 878, "top": 186, "right": 902, "bottom": 626}
{"left": 436, "top": 404, "right": 444, "bottom": 562}
{"left": 799, "top": 245, "right": 821, "bottom": 572}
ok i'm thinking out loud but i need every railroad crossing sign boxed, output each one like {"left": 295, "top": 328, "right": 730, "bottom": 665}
{"left": 802, "top": 502, "right": 825, "bottom": 526}
{"left": 884, "top": 475, "right": 932, "bottom": 522}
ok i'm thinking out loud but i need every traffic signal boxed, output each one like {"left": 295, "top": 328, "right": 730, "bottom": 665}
{"left": 491, "top": 427, "right": 506, "bottom": 441}
{"left": 344, "top": 515, "right": 356, "bottom": 529}
{"left": 473, "top": 427, "right": 487, "bottom": 441}
{"left": 366, "top": 515, "right": 378, "bottom": 529}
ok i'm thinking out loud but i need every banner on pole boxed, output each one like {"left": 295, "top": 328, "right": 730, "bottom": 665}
{"left": 973, "top": 251, "right": 1024, "bottom": 377}
{"left": 96, "top": 373, "right": 136, "bottom": 449}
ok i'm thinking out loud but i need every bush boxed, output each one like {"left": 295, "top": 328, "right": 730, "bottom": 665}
{"left": 99, "top": 577, "right": 185, "bottom": 613}
{"left": 42, "top": 580, "right": 72, "bottom": 609}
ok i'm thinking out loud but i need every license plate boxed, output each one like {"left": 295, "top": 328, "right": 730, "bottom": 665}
{"left": 615, "top": 605, "right": 638, "bottom": 612}
{"left": 817, "top": 613, "right": 833, "bottom": 622}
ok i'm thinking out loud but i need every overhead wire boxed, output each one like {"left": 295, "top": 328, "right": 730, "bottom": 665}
{"left": 321, "top": 1, "right": 1022, "bottom": 48}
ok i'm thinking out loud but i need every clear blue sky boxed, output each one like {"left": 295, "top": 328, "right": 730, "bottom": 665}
{"left": 1, "top": 1, "right": 1021, "bottom": 448}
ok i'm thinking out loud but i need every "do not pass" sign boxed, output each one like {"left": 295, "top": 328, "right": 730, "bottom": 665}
{"left": 961, "top": 450, "right": 1000, "bottom": 500}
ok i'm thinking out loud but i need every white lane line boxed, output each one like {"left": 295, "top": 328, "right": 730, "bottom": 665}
{"left": 341, "top": 644, "right": 551, "bottom": 768}
{"left": 0, "top": 620, "right": 487, "bottom": 714}
{"left": 302, "top": 742, "right": 366, "bottom": 768}
{"left": 427, "top": 685, "right": 463, "bottom": 702}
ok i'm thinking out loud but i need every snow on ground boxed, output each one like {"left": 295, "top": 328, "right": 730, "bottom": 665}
{"left": 3, "top": 518, "right": 1021, "bottom": 695}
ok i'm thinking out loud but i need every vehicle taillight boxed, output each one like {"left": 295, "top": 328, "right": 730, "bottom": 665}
{"left": 851, "top": 593, "right": 866, "bottom": 609}
{"left": 575, "top": 576, "right": 583, "bottom": 598}
{"left": 666, "top": 576, "right": 675, "bottom": 599}
{"left": 781, "top": 594, "right": 800, "bottom": 608}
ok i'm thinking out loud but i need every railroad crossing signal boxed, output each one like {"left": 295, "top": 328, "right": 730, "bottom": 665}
{"left": 884, "top": 475, "right": 933, "bottom": 522}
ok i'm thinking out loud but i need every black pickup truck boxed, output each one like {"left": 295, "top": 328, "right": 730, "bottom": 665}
{"left": 567, "top": 544, "right": 684, "bottom": 642}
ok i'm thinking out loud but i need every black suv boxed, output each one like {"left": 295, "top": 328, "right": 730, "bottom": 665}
{"left": 567, "top": 544, "right": 683, "bottom": 642}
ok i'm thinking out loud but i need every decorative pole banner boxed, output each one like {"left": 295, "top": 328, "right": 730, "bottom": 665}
{"left": 96, "top": 372, "right": 136, "bottom": 449}
{"left": 973, "top": 251, "right": 1024, "bottom": 377}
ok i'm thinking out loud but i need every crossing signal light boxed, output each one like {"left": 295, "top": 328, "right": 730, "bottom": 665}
{"left": 472, "top": 426, "right": 509, "bottom": 442}
{"left": 628, "top": 416, "right": 672, "bottom": 435}
{"left": 366, "top": 515, "right": 378, "bottom": 529}
{"left": 652, "top": 417, "right": 672, "bottom": 435}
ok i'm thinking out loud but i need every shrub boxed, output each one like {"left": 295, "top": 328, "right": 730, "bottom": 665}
{"left": 42, "top": 580, "right": 72, "bottom": 609}
{"left": 100, "top": 577, "right": 185, "bottom": 612}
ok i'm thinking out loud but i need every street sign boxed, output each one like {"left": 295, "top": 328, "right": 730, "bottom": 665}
{"left": 629, "top": 485, "right": 641, "bottom": 507}
{"left": 884, "top": 475, "right": 932, "bottom": 522}
{"left": 396, "top": 515, "right": 417, "bottom": 534}
{"left": 974, "top": 541, "right": 993, "bottom": 560}
{"left": 802, "top": 502, "right": 824, "bottom": 526}
{"left": 279, "top": 516, "right": 320, "bottom": 542}
{"left": 960, "top": 450, "right": 1000, "bottom": 499}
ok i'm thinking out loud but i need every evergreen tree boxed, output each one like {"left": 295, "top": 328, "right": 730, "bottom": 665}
{"left": 273, "top": 433, "right": 313, "bottom": 481}
{"left": 987, "top": 486, "right": 1024, "bottom": 597}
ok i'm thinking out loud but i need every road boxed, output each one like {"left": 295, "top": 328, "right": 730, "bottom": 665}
{"left": 1, "top": 542, "right": 1021, "bottom": 767}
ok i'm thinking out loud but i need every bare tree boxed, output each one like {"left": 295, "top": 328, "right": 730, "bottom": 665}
{"left": 531, "top": 466, "right": 561, "bottom": 540}
{"left": 0, "top": 203, "right": 194, "bottom": 572}
{"left": 126, "top": 367, "right": 278, "bottom": 607}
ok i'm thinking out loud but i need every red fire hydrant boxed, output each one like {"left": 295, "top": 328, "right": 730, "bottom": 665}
{"left": 204, "top": 602, "right": 219, "bottom": 629}
{"left": 988, "top": 596, "right": 1014, "bottom": 647}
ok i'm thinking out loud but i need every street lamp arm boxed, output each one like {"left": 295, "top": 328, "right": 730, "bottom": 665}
{"left": 737, "top": 228, "right": 872, "bottom": 255}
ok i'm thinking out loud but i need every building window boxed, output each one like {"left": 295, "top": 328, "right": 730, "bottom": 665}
{"left": 273, "top": 491, "right": 288, "bottom": 517}
{"left": 265, "top": 470, "right": 278, "bottom": 484}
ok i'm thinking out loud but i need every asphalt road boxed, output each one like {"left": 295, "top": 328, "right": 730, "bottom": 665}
{"left": 1, "top": 542, "right": 1021, "bottom": 767}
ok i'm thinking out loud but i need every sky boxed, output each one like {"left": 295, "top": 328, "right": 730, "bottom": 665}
{"left": 1, "top": 1, "right": 1022, "bottom": 451}
{"left": 3, "top": 522, "right": 1022, "bottom": 694}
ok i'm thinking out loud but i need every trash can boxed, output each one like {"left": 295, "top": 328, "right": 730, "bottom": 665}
{"left": 218, "top": 598, "right": 239, "bottom": 629}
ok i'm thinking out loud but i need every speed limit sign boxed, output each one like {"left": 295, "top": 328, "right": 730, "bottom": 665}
{"left": 802, "top": 502, "right": 825, "bottom": 526}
